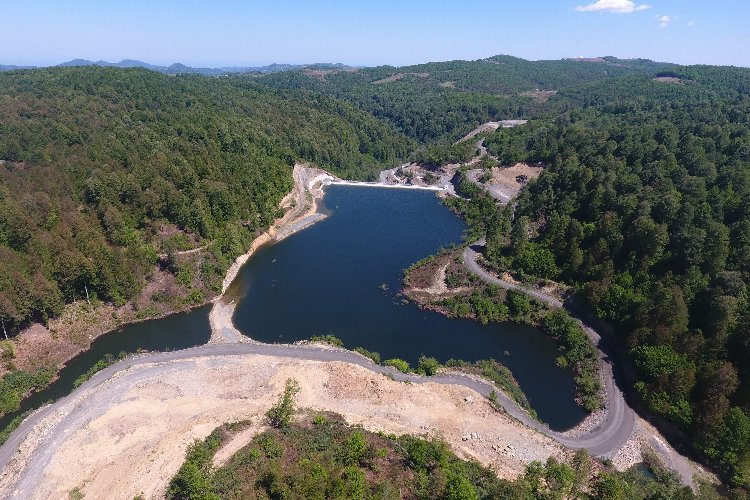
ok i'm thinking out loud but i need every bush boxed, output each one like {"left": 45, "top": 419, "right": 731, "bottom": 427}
{"left": 417, "top": 356, "right": 440, "bottom": 376}
{"left": 354, "top": 347, "right": 381, "bottom": 364}
{"left": 73, "top": 352, "right": 128, "bottom": 388}
{"left": 506, "top": 290, "right": 531, "bottom": 317}
{"left": 513, "top": 243, "right": 558, "bottom": 280}
{"left": 384, "top": 358, "right": 411, "bottom": 373}
{"left": 167, "top": 429, "right": 223, "bottom": 500}
{"left": 266, "top": 378, "right": 300, "bottom": 429}
{"left": 0, "top": 366, "right": 56, "bottom": 415}
{"left": 309, "top": 335, "right": 344, "bottom": 348}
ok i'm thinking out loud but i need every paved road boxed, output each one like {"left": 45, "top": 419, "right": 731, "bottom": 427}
{"left": 463, "top": 243, "right": 636, "bottom": 453}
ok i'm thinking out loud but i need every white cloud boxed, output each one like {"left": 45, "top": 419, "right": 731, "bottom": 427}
{"left": 657, "top": 15, "right": 672, "bottom": 28}
{"left": 687, "top": 20, "right": 695, "bottom": 27}
{"left": 575, "top": 0, "right": 651, "bottom": 14}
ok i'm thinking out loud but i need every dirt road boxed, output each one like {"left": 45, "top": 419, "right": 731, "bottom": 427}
{"left": 0, "top": 317, "right": 654, "bottom": 498}
{"left": 0, "top": 345, "right": 565, "bottom": 499}
{"left": 0, "top": 158, "right": 696, "bottom": 495}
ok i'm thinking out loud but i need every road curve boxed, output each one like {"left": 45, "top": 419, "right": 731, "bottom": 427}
{"left": 0, "top": 303, "right": 637, "bottom": 497}
{"left": 462, "top": 243, "right": 636, "bottom": 452}
{"left": 463, "top": 243, "right": 701, "bottom": 488}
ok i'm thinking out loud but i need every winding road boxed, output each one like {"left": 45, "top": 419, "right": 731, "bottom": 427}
{"left": 463, "top": 242, "right": 695, "bottom": 487}
{"left": 462, "top": 242, "right": 635, "bottom": 451}
{"left": 0, "top": 335, "right": 631, "bottom": 497}
{"left": 0, "top": 289, "right": 637, "bottom": 496}
{"left": 0, "top": 177, "right": 694, "bottom": 493}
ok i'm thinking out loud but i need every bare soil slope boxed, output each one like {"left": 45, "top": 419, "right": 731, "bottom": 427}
{"left": 1, "top": 355, "right": 564, "bottom": 499}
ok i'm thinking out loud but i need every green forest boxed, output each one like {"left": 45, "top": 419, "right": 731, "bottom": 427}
{"left": 475, "top": 67, "right": 750, "bottom": 489}
{"left": 0, "top": 67, "right": 411, "bottom": 333}
{"left": 2, "top": 56, "right": 750, "bottom": 493}
{"left": 168, "top": 384, "right": 701, "bottom": 500}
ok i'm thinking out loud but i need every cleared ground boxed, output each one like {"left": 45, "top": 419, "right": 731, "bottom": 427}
{"left": 1, "top": 354, "right": 564, "bottom": 499}
{"left": 467, "top": 163, "right": 544, "bottom": 202}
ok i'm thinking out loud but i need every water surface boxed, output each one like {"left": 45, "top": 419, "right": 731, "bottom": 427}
{"left": 0, "top": 306, "right": 210, "bottom": 430}
{"left": 228, "top": 185, "right": 586, "bottom": 430}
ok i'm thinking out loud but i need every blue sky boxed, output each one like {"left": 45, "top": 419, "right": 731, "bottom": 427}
{"left": 2, "top": 0, "right": 748, "bottom": 67}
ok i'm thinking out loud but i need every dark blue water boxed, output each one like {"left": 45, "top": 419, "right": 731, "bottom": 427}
{"left": 0, "top": 305, "right": 211, "bottom": 430}
{"left": 229, "top": 185, "right": 586, "bottom": 430}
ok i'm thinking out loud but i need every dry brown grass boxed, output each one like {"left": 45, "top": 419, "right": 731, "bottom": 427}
{"left": 372, "top": 72, "right": 430, "bottom": 84}
{"left": 520, "top": 90, "right": 557, "bottom": 102}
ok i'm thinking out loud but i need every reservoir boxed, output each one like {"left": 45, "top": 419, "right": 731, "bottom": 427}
{"left": 0, "top": 306, "right": 211, "bottom": 432}
{"left": 228, "top": 185, "right": 586, "bottom": 430}
{"left": 1, "top": 185, "right": 586, "bottom": 434}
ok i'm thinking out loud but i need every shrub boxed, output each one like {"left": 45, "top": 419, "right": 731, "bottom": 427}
{"left": 513, "top": 243, "right": 558, "bottom": 280}
{"left": 266, "top": 378, "right": 300, "bottom": 429}
{"left": 354, "top": 347, "right": 381, "bottom": 364}
{"left": 384, "top": 358, "right": 411, "bottom": 373}
{"left": 417, "top": 356, "right": 440, "bottom": 376}
{"left": 309, "top": 335, "right": 344, "bottom": 347}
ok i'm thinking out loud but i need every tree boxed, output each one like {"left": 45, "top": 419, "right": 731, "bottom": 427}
{"left": 266, "top": 378, "right": 300, "bottom": 429}
{"left": 509, "top": 216, "right": 530, "bottom": 254}
{"left": 418, "top": 356, "right": 440, "bottom": 376}
{"left": 513, "top": 243, "right": 558, "bottom": 280}
{"left": 593, "top": 473, "right": 628, "bottom": 500}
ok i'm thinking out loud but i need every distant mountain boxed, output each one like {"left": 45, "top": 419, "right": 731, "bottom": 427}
{"left": 1, "top": 56, "right": 666, "bottom": 76}
{"left": 56, "top": 58, "right": 95, "bottom": 67}
{"left": 0, "top": 64, "right": 35, "bottom": 71}
{"left": 40, "top": 59, "right": 354, "bottom": 76}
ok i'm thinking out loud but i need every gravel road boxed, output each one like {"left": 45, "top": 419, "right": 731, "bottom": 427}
{"left": 0, "top": 178, "right": 694, "bottom": 493}
{"left": 0, "top": 315, "right": 636, "bottom": 496}
{"left": 463, "top": 242, "right": 696, "bottom": 487}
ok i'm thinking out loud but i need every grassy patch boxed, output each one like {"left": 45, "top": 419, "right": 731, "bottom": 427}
{"left": 73, "top": 352, "right": 129, "bottom": 388}
{"left": 446, "top": 358, "right": 536, "bottom": 418}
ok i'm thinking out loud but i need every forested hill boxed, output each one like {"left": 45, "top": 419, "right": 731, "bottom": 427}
{"left": 254, "top": 55, "right": 673, "bottom": 143}
{"left": 0, "top": 67, "right": 411, "bottom": 331}
{"left": 477, "top": 65, "right": 750, "bottom": 489}
{"left": 2, "top": 57, "right": 750, "bottom": 490}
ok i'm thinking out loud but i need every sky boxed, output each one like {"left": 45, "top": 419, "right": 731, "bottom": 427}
{"left": 1, "top": 0, "right": 749, "bottom": 68}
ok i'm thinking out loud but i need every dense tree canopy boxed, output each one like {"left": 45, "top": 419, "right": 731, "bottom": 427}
{"left": 480, "top": 66, "right": 750, "bottom": 488}
{"left": 256, "top": 55, "right": 672, "bottom": 144}
{"left": 2, "top": 57, "right": 750, "bottom": 491}
{"left": 0, "top": 67, "right": 411, "bottom": 331}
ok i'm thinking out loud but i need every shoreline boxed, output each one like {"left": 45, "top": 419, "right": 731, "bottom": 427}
{"left": 211, "top": 163, "right": 332, "bottom": 341}
{"left": 1, "top": 158, "right": 697, "bottom": 496}
{"left": 0, "top": 163, "right": 332, "bottom": 422}
{"left": 210, "top": 167, "right": 610, "bottom": 444}
{"left": 0, "top": 349, "right": 565, "bottom": 498}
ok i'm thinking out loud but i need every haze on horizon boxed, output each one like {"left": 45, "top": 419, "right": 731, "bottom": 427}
{"left": 2, "top": 0, "right": 749, "bottom": 68}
